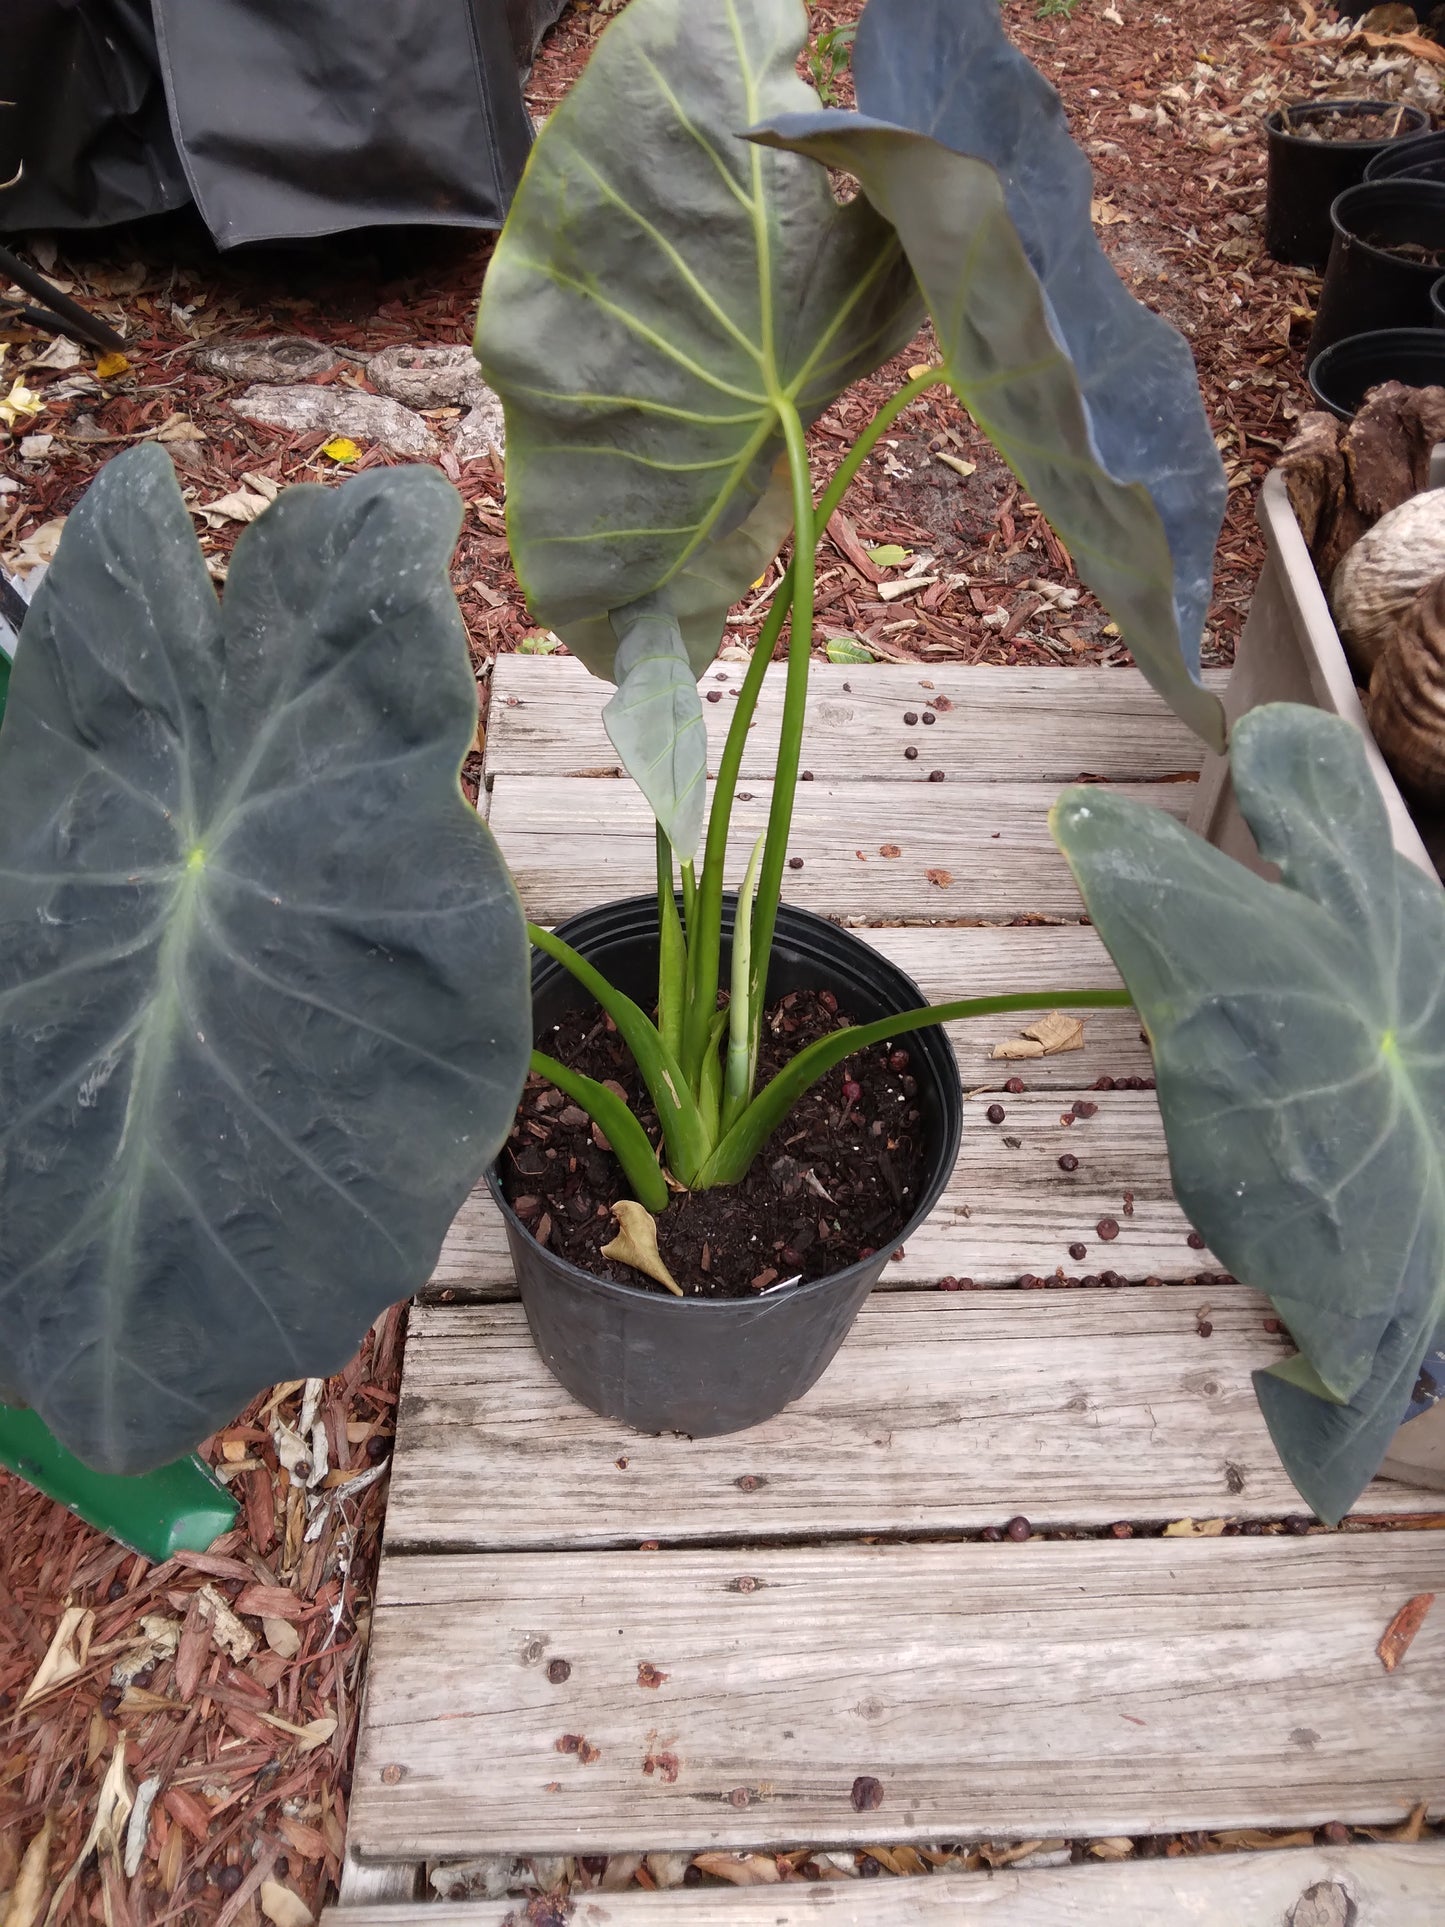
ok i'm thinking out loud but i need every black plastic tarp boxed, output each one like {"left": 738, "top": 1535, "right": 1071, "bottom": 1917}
{"left": 0, "top": 0, "right": 566, "bottom": 245}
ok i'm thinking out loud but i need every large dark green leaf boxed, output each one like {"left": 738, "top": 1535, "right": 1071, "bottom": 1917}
{"left": 751, "top": 0, "right": 1227, "bottom": 750}
{"left": 0, "top": 444, "right": 530, "bottom": 1475}
{"left": 473, "top": 0, "right": 922, "bottom": 678}
{"left": 1053, "top": 703, "right": 1445, "bottom": 1523}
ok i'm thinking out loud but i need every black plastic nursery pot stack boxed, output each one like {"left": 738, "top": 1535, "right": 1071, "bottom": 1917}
{"left": 1265, "top": 99, "right": 1428, "bottom": 269}
{"left": 488, "top": 895, "right": 963, "bottom": 1438}
{"left": 1308, "top": 179, "right": 1445, "bottom": 366}
{"left": 1366, "top": 129, "right": 1445, "bottom": 186}
{"left": 1310, "top": 327, "right": 1445, "bottom": 418}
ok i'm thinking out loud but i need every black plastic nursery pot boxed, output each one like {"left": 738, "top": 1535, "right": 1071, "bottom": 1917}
{"left": 1308, "top": 179, "right": 1445, "bottom": 366}
{"left": 1307, "top": 327, "right": 1445, "bottom": 419}
{"left": 1434, "top": 274, "right": 1445, "bottom": 328}
{"left": 487, "top": 895, "right": 963, "bottom": 1437}
{"left": 1364, "top": 130, "right": 1445, "bottom": 185}
{"left": 1265, "top": 99, "right": 1428, "bottom": 270}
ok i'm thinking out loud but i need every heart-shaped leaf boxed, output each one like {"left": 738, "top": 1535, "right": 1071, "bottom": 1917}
{"left": 603, "top": 601, "right": 707, "bottom": 859}
{"left": 1053, "top": 702, "right": 1445, "bottom": 1522}
{"left": 0, "top": 444, "right": 530, "bottom": 1474}
{"left": 475, "top": 0, "right": 922, "bottom": 680}
{"left": 751, "top": 0, "right": 1227, "bottom": 749}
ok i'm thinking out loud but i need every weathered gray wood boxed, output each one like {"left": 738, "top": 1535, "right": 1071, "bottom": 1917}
{"left": 484, "top": 656, "right": 1230, "bottom": 786}
{"left": 324, "top": 1842, "right": 1445, "bottom": 1926}
{"left": 347, "top": 1535, "right": 1445, "bottom": 1857}
{"left": 336, "top": 1849, "right": 419, "bottom": 1906}
{"left": 385, "top": 1295, "right": 1426, "bottom": 1552}
{"left": 431, "top": 1089, "right": 1216, "bottom": 1298}
{"left": 487, "top": 776, "right": 1194, "bottom": 925}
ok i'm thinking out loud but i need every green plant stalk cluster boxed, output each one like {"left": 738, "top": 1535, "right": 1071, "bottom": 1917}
{"left": 530, "top": 379, "right": 1130, "bottom": 1201}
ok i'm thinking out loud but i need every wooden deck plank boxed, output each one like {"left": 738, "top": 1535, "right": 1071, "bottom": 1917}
{"left": 432, "top": 1090, "right": 1216, "bottom": 1298}
{"left": 487, "top": 776, "right": 1194, "bottom": 926}
{"left": 484, "top": 657, "right": 1230, "bottom": 786}
{"left": 347, "top": 1535, "right": 1445, "bottom": 1857}
{"left": 324, "top": 1842, "right": 1445, "bottom": 1926}
{"left": 385, "top": 1295, "right": 1426, "bottom": 1552}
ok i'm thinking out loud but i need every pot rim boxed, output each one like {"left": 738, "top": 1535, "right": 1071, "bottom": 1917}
{"left": 1264, "top": 98, "right": 1428, "bottom": 147}
{"left": 1327, "top": 178, "right": 1445, "bottom": 260}
{"left": 488, "top": 897, "right": 962, "bottom": 1315}
{"left": 1307, "top": 326, "right": 1445, "bottom": 417}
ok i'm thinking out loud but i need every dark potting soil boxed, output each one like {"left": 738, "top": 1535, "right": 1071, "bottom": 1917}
{"left": 1284, "top": 108, "right": 1415, "bottom": 144}
{"left": 500, "top": 988, "right": 929, "bottom": 1300}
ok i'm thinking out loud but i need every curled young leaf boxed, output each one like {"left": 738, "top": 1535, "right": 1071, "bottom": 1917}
{"left": 0, "top": 444, "right": 531, "bottom": 1474}
{"left": 602, "top": 602, "right": 707, "bottom": 861}
{"left": 475, "top": 0, "right": 922, "bottom": 684}
{"left": 750, "top": 0, "right": 1227, "bottom": 748}
{"left": 1053, "top": 702, "right": 1445, "bottom": 1523}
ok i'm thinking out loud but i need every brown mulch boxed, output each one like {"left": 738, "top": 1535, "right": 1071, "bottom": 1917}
{"left": 3, "top": 0, "right": 1444, "bottom": 1918}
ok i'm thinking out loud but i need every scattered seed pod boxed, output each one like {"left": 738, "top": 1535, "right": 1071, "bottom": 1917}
{"left": 928, "top": 769, "right": 945, "bottom": 781}
{"left": 903, "top": 710, "right": 918, "bottom": 725}
{"left": 889, "top": 1049, "right": 910, "bottom": 1071}
{"left": 1097, "top": 1217, "right": 1120, "bottom": 1241}
{"left": 801, "top": 769, "right": 814, "bottom": 780}
{"left": 1186, "top": 1230, "right": 1205, "bottom": 1250}
{"left": 1069, "top": 1242, "right": 1087, "bottom": 1260}
{"left": 1058, "top": 1153, "right": 1079, "bottom": 1172}
{"left": 1005, "top": 1514, "right": 1031, "bottom": 1541}
{"left": 1005, "top": 1076, "right": 1025, "bottom": 1094}
{"left": 842, "top": 1078, "right": 862, "bottom": 1104}
{"left": 1072, "top": 1099, "right": 1098, "bottom": 1119}
{"left": 706, "top": 689, "right": 723, "bottom": 702}
{"left": 904, "top": 744, "right": 919, "bottom": 760}
{"left": 788, "top": 856, "right": 804, "bottom": 869}
{"left": 987, "top": 1102, "right": 1006, "bottom": 1123}
{"left": 921, "top": 710, "right": 936, "bottom": 724}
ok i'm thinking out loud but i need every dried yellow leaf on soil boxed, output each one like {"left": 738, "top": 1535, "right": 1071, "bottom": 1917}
{"left": 1022, "top": 1012, "right": 1086, "bottom": 1054}
{"left": 1162, "top": 1517, "right": 1228, "bottom": 1537}
{"left": 263, "top": 1616, "right": 302, "bottom": 1659}
{"left": 94, "top": 352, "right": 130, "bottom": 379}
{"left": 602, "top": 1200, "right": 683, "bottom": 1296}
{"left": 321, "top": 436, "right": 361, "bottom": 463}
{"left": 1088, "top": 1837, "right": 1134, "bottom": 1859}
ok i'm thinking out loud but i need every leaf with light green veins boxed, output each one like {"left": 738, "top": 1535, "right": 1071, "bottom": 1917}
{"left": 474, "top": 0, "right": 922, "bottom": 687}
{"left": 602, "top": 601, "right": 707, "bottom": 859}
{"left": 0, "top": 444, "right": 531, "bottom": 1475}
{"left": 750, "top": 0, "right": 1227, "bottom": 751}
{"left": 1053, "top": 703, "right": 1445, "bottom": 1524}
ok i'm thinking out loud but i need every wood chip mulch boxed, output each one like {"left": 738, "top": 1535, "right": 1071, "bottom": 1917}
{"left": 4, "top": 0, "right": 1445, "bottom": 1918}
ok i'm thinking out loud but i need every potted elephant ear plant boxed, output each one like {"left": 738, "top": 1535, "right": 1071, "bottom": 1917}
{"left": 478, "top": 0, "right": 1445, "bottom": 1531}
{"left": 471, "top": 0, "right": 1226, "bottom": 1438}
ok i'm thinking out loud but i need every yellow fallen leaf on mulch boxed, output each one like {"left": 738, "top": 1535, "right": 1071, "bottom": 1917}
{"left": 1377, "top": 1592, "right": 1435, "bottom": 1672}
{"left": 260, "top": 1878, "right": 315, "bottom": 1927}
{"left": 321, "top": 436, "right": 361, "bottom": 463}
{"left": 925, "top": 868, "right": 952, "bottom": 888}
{"left": 1088, "top": 1837, "right": 1134, "bottom": 1859}
{"left": 1091, "top": 197, "right": 1132, "bottom": 227}
{"left": 0, "top": 378, "right": 43, "bottom": 429}
{"left": 94, "top": 352, "right": 130, "bottom": 379}
{"left": 1162, "top": 1517, "right": 1228, "bottom": 1537}
{"left": 20, "top": 1606, "right": 94, "bottom": 1711}
{"left": 4, "top": 1819, "right": 53, "bottom": 1927}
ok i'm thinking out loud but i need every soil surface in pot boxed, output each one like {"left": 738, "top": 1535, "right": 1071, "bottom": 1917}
{"left": 1285, "top": 107, "right": 1416, "bottom": 142}
{"left": 501, "top": 988, "right": 930, "bottom": 1300}
{"left": 1365, "top": 235, "right": 1445, "bottom": 266}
